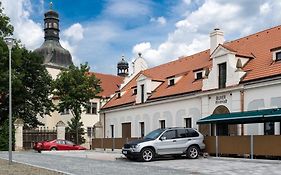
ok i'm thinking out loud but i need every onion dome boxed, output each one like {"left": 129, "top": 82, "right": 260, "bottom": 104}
{"left": 34, "top": 2, "right": 73, "bottom": 68}
{"left": 117, "top": 55, "right": 129, "bottom": 77}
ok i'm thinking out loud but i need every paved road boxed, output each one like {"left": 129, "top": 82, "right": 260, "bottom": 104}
{"left": 0, "top": 151, "right": 280, "bottom": 175}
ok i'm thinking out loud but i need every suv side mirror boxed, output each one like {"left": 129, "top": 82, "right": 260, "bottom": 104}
{"left": 160, "top": 136, "right": 166, "bottom": 141}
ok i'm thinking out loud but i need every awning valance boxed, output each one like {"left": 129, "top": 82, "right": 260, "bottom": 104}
{"left": 197, "top": 108, "right": 281, "bottom": 124}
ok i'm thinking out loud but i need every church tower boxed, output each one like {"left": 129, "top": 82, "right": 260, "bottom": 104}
{"left": 34, "top": 2, "right": 73, "bottom": 71}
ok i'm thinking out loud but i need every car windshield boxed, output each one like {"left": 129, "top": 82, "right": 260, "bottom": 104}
{"left": 144, "top": 128, "right": 165, "bottom": 140}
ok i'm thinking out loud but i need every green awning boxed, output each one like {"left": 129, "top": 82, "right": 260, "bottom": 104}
{"left": 197, "top": 108, "right": 281, "bottom": 124}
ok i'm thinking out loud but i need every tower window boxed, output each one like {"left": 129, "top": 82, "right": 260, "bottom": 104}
{"left": 53, "top": 23, "right": 58, "bottom": 29}
{"left": 218, "top": 63, "right": 227, "bottom": 89}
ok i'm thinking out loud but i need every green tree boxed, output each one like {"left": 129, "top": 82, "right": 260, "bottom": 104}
{"left": 53, "top": 64, "right": 101, "bottom": 144}
{"left": 0, "top": 3, "right": 54, "bottom": 150}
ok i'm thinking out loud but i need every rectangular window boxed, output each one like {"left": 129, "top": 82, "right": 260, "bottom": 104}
{"left": 276, "top": 52, "right": 281, "bottom": 61}
{"left": 87, "top": 127, "right": 93, "bottom": 137}
{"left": 110, "top": 125, "right": 114, "bottom": 138}
{"left": 140, "top": 122, "right": 145, "bottom": 138}
{"left": 184, "top": 118, "right": 192, "bottom": 128}
{"left": 169, "top": 79, "right": 175, "bottom": 86}
{"left": 160, "top": 120, "right": 165, "bottom": 129}
{"left": 196, "top": 72, "right": 203, "bottom": 80}
{"left": 264, "top": 122, "right": 274, "bottom": 135}
{"left": 86, "top": 102, "right": 97, "bottom": 114}
{"left": 218, "top": 63, "right": 227, "bottom": 89}
{"left": 133, "top": 88, "right": 137, "bottom": 95}
{"left": 141, "top": 84, "right": 145, "bottom": 103}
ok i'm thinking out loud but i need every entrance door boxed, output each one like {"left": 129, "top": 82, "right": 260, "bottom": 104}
{"left": 122, "top": 123, "right": 131, "bottom": 138}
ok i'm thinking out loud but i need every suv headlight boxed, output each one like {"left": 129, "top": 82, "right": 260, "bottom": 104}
{"left": 131, "top": 144, "right": 140, "bottom": 149}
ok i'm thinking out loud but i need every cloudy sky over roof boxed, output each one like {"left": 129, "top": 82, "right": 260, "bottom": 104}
{"left": 2, "top": 0, "right": 281, "bottom": 74}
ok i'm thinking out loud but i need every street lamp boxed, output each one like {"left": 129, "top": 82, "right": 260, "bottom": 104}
{"left": 4, "top": 36, "right": 14, "bottom": 165}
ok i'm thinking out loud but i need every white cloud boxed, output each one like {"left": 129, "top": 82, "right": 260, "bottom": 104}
{"left": 63, "top": 23, "right": 84, "bottom": 42}
{"left": 104, "top": 0, "right": 151, "bottom": 18}
{"left": 260, "top": 3, "right": 271, "bottom": 15}
{"left": 132, "top": 0, "right": 281, "bottom": 67}
{"left": 150, "top": 16, "right": 167, "bottom": 25}
{"left": 1, "top": 0, "right": 44, "bottom": 50}
{"left": 133, "top": 42, "right": 151, "bottom": 53}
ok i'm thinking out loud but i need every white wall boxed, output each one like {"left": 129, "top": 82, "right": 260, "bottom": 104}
{"left": 104, "top": 98, "right": 201, "bottom": 138}
{"left": 244, "top": 81, "right": 281, "bottom": 135}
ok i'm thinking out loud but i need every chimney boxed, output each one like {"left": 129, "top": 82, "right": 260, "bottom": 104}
{"left": 210, "top": 28, "right": 224, "bottom": 54}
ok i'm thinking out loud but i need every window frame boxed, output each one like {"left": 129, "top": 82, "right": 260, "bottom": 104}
{"left": 218, "top": 62, "right": 227, "bottom": 89}
{"left": 276, "top": 52, "right": 281, "bottom": 61}
{"left": 184, "top": 118, "right": 192, "bottom": 128}
{"left": 86, "top": 102, "right": 97, "bottom": 115}
{"left": 160, "top": 120, "right": 165, "bottom": 129}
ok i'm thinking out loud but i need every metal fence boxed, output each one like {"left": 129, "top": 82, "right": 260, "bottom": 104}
{"left": 23, "top": 129, "right": 57, "bottom": 149}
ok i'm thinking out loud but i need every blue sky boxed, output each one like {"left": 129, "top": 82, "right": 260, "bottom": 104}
{"left": 2, "top": 0, "right": 281, "bottom": 75}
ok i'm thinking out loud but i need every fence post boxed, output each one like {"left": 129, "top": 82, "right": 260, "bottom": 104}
{"left": 14, "top": 119, "right": 24, "bottom": 151}
{"left": 56, "top": 121, "right": 65, "bottom": 140}
{"left": 215, "top": 136, "right": 219, "bottom": 157}
{"left": 250, "top": 135, "right": 254, "bottom": 159}
{"left": 112, "top": 137, "right": 115, "bottom": 151}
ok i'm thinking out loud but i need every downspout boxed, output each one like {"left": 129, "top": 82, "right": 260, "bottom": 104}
{"left": 240, "top": 90, "right": 244, "bottom": 135}
{"left": 103, "top": 113, "right": 106, "bottom": 138}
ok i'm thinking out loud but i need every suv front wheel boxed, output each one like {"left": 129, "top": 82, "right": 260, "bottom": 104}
{"left": 186, "top": 145, "right": 199, "bottom": 159}
{"left": 141, "top": 148, "right": 154, "bottom": 162}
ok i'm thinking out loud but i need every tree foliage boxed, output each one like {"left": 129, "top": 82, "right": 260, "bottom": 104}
{"left": 53, "top": 64, "right": 101, "bottom": 144}
{"left": 0, "top": 3, "right": 54, "bottom": 129}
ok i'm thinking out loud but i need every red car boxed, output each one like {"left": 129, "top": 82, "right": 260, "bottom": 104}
{"left": 33, "top": 139, "right": 86, "bottom": 152}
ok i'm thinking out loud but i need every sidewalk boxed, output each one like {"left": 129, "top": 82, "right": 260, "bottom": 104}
{"left": 41, "top": 149, "right": 125, "bottom": 161}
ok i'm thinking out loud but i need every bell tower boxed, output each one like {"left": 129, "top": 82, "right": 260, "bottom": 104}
{"left": 44, "top": 2, "right": 60, "bottom": 41}
{"left": 117, "top": 55, "right": 129, "bottom": 77}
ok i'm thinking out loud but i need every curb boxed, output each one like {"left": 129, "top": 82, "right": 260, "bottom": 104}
{"left": 210, "top": 156, "right": 281, "bottom": 164}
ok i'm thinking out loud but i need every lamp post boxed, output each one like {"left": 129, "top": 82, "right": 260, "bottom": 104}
{"left": 4, "top": 36, "right": 14, "bottom": 165}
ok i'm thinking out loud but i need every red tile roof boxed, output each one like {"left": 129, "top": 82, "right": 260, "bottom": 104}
{"left": 88, "top": 72, "right": 124, "bottom": 98}
{"left": 102, "top": 25, "right": 281, "bottom": 109}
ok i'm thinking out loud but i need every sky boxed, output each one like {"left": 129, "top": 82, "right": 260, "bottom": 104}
{"left": 1, "top": 0, "right": 281, "bottom": 75}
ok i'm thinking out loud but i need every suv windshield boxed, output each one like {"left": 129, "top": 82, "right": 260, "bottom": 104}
{"left": 144, "top": 128, "right": 165, "bottom": 140}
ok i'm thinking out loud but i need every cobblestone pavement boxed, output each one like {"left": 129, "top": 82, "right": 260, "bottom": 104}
{"left": 0, "top": 151, "right": 280, "bottom": 175}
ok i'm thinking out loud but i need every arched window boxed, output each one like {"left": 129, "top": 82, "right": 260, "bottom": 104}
{"left": 213, "top": 105, "right": 230, "bottom": 114}
{"left": 53, "top": 23, "right": 58, "bottom": 29}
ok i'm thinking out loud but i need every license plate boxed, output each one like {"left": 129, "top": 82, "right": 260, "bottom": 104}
{"left": 122, "top": 150, "right": 127, "bottom": 154}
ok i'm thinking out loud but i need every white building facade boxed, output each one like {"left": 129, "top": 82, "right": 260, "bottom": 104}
{"left": 101, "top": 26, "right": 281, "bottom": 138}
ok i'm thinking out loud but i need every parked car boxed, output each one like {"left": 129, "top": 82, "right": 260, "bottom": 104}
{"left": 122, "top": 127, "right": 205, "bottom": 162}
{"left": 33, "top": 139, "right": 86, "bottom": 152}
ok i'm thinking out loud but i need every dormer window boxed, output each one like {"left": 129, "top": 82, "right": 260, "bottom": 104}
{"left": 270, "top": 47, "right": 281, "bottom": 61}
{"left": 218, "top": 62, "right": 227, "bottom": 89}
{"left": 167, "top": 76, "right": 175, "bottom": 86}
{"left": 195, "top": 72, "right": 203, "bottom": 80}
{"left": 169, "top": 79, "right": 175, "bottom": 86}
{"left": 133, "top": 88, "right": 137, "bottom": 95}
{"left": 276, "top": 51, "right": 281, "bottom": 61}
{"left": 116, "top": 90, "right": 121, "bottom": 98}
